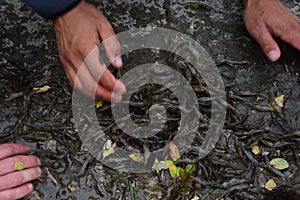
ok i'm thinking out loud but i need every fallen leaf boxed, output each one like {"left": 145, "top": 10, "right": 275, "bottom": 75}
{"left": 33, "top": 85, "right": 51, "bottom": 93}
{"left": 13, "top": 161, "right": 24, "bottom": 170}
{"left": 129, "top": 153, "right": 144, "bottom": 163}
{"left": 166, "top": 160, "right": 183, "bottom": 178}
{"left": 147, "top": 176, "right": 160, "bottom": 187}
{"left": 166, "top": 160, "right": 176, "bottom": 170}
{"left": 170, "top": 166, "right": 184, "bottom": 178}
{"left": 102, "top": 140, "right": 115, "bottom": 159}
{"left": 251, "top": 145, "right": 260, "bottom": 155}
{"left": 270, "top": 158, "right": 289, "bottom": 170}
{"left": 191, "top": 195, "right": 200, "bottom": 200}
{"left": 152, "top": 159, "right": 167, "bottom": 173}
{"left": 186, "top": 164, "right": 196, "bottom": 175}
{"left": 262, "top": 151, "right": 269, "bottom": 156}
{"left": 274, "top": 95, "right": 285, "bottom": 108}
{"left": 95, "top": 100, "right": 103, "bottom": 108}
{"left": 168, "top": 142, "right": 180, "bottom": 161}
{"left": 265, "top": 179, "right": 276, "bottom": 190}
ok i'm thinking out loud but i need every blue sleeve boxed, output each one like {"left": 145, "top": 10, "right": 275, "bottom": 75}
{"left": 25, "top": 0, "right": 81, "bottom": 20}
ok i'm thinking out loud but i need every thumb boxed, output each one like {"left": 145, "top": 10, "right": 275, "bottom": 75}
{"left": 252, "top": 26, "right": 281, "bottom": 62}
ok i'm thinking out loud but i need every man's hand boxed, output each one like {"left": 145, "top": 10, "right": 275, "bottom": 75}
{"left": 53, "top": 1, "right": 126, "bottom": 101}
{"left": 243, "top": 0, "right": 300, "bottom": 62}
{"left": 0, "top": 143, "right": 42, "bottom": 200}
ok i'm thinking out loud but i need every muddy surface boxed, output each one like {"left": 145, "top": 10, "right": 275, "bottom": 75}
{"left": 1, "top": 0, "right": 300, "bottom": 199}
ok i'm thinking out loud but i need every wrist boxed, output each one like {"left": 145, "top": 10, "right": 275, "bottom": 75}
{"left": 25, "top": 0, "right": 81, "bottom": 20}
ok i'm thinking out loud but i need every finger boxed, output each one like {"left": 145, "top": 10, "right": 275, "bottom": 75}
{"left": 70, "top": 61, "right": 121, "bottom": 101}
{"left": 0, "top": 155, "right": 41, "bottom": 176}
{"left": 83, "top": 48, "right": 126, "bottom": 94}
{"left": 99, "top": 69, "right": 126, "bottom": 95}
{"left": 96, "top": 14, "right": 122, "bottom": 68}
{"left": 280, "top": 17, "right": 300, "bottom": 51}
{"left": 0, "top": 183, "right": 33, "bottom": 200}
{"left": 0, "top": 167, "right": 42, "bottom": 191}
{"left": 249, "top": 24, "right": 281, "bottom": 62}
{"left": 0, "top": 144, "right": 29, "bottom": 160}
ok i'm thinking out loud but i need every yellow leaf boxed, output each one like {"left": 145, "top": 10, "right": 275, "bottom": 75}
{"left": 33, "top": 85, "right": 51, "bottom": 93}
{"left": 168, "top": 142, "right": 180, "bottom": 161}
{"left": 262, "top": 151, "right": 269, "bottom": 156}
{"left": 270, "top": 158, "right": 289, "bottom": 170}
{"left": 166, "top": 160, "right": 176, "bottom": 171}
{"left": 251, "top": 145, "right": 260, "bottom": 155}
{"left": 13, "top": 161, "right": 24, "bottom": 170}
{"left": 95, "top": 100, "right": 103, "bottom": 108}
{"left": 274, "top": 95, "right": 285, "bottom": 108}
{"left": 129, "top": 154, "right": 144, "bottom": 163}
{"left": 165, "top": 160, "right": 183, "bottom": 178}
{"left": 265, "top": 179, "right": 276, "bottom": 190}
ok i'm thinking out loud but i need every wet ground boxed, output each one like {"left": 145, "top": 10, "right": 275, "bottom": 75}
{"left": 1, "top": 0, "right": 300, "bottom": 199}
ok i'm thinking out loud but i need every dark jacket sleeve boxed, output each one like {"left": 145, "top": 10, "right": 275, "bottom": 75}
{"left": 24, "top": 0, "right": 81, "bottom": 20}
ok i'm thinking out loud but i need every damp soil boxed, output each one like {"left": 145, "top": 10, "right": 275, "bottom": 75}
{"left": 1, "top": 0, "right": 300, "bottom": 199}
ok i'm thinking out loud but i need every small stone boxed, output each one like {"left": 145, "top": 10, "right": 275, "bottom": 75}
{"left": 68, "top": 180, "right": 80, "bottom": 193}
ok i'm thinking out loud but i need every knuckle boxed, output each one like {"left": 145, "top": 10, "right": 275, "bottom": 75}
{"left": 61, "top": 51, "right": 73, "bottom": 66}
{"left": 284, "top": 20, "right": 300, "bottom": 41}
{"left": 74, "top": 40, "right": 89, "bottom": 57}
{"left": 0, "top": 145, "right": 14, "bottom": 156}
{"left": 11, "top": 155, "right": 25, "bottom": 163}
{"left": 261, "top": 39, "right": 275, "bottom": 51}
{"left": 101, "top": 20, "right": 113, "bottom": 30}
{"left": 13, "top": 173, "right": 25, "bottom": 185}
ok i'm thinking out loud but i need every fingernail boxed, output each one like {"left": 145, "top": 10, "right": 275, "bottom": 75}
{"left": 25, "top": 146, "right": 30, "bottom": 152}
{"left": 115, "top": 80, "right": 126, "bottom": 94}
{"left": 115, "top": 57, "right": 123, "bottom": 68}
{"left": 267, "top": 50, "right": 279, "bottom": 61}
{"left": 27, "top": 183, "right": 33, "bottom": 191}
{"left": 37, "top": 158, "right": 41, "bottom": 166}
{"left": 112, "top": 94, "right": 122, "bottom": 103}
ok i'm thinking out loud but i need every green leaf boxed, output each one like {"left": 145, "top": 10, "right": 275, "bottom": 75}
{"left": 166, "top": 160, "right": 183, "bottom": 178}
{"left": 170, "top": 166, "right": 184, "bottom": 178}
{"left": 270, "top": 158, "right": 289, "bottom": 170}
{"left": 186, "top": 164, "right": 196, "bottom": 175}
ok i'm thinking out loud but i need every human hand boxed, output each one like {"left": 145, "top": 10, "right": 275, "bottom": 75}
{"left": 53, "top": 1, "right": 126, "bottom": 101}
{"left": 243, "top": 0, "right": 300, "bottom": 62}
{"left": 0, "top": 143, "right": 42, "bottom": 200}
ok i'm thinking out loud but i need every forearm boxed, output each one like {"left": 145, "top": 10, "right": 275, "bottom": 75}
{"left": 24, "top": 0, "right": 81, "bottom": 19}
